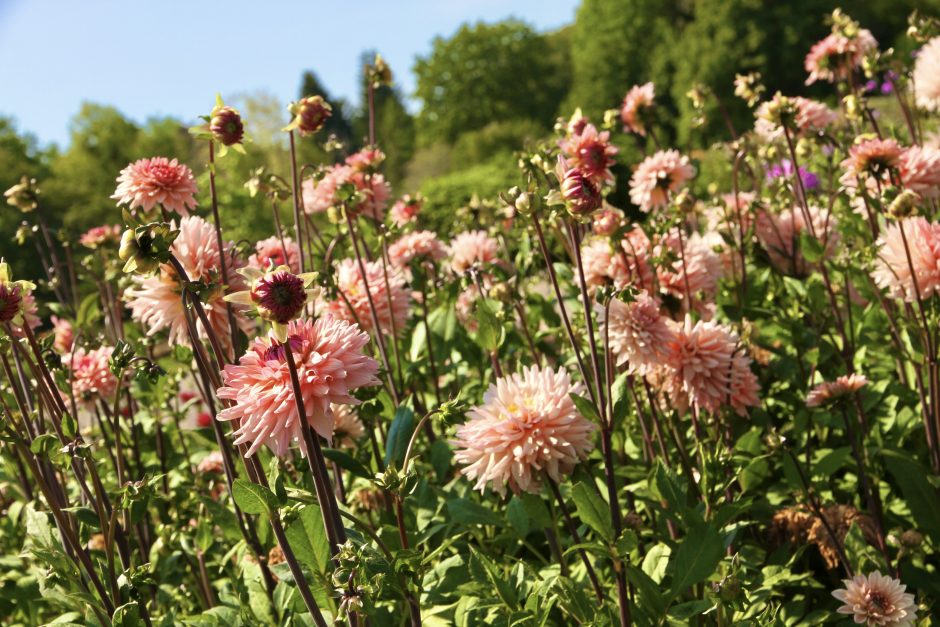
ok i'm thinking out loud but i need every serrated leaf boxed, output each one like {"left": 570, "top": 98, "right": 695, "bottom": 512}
{"left": 668, "top": 523, "right": 723, "bottom": 598}
{"left": 571, "top": 482, "right": 613, "bottom": 542}
{"left": 231, "top": 479, "right": 278, "bottom": 518}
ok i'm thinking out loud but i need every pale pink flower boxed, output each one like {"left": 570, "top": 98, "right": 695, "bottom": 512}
{"left": 216, "top": 317, "right": 379, "bottom": 456}
{"left": 65, "top": 346, "right": 117, "bottom": 407}
{"left": 390, "top": 195, "right": 422, "bottom": 228}
{"left": 51, "top": 316, "right": 73, "bottom": 354}
{"left": 598, "top": 291, "right": 674, "bottom": 374}
{"left": 248, "top": 236, "right": 301, "bottom": 273}
{"left": 452, "top": 365, "right": 597, "bottom": 496}
{"left": 806, "top": 374, "right": 868, "bottom": 407}
{"left": 914, "top": 37, "right": 940, "bottom": 112}
{"left": 581, "top": 229, "right": 654, "bottom": 293}
{"left": 9, "top": 290, "right": 40, "bottom": 338}
{"left": 302, "top": 167, "right": 345, "bottom": 214}
{"left": 629, "top": 150, "right": 695, "bottom": 212}
{"left": 111, "top": 157, "right": 198, "bottom": 215}
{"left": 388, "top": 230, "right": 446, "bottom": 269}
{"left": 558, "top": 123, "right": 618, "bottom": 185}
{"left": 125, "top": 216, "right": 252, "bottom": 352}
{"left": 899, "top": 146, "right": 940, "bottom": 199}
{"left": 841, "top": 138, "right": 903, "bottom": 183}
{"left": 873, "top": 217, "right": 940, "bottom": 301}
{"left": 832, "top": 571, "right": 917, "bottom": 626}
{"left": 80, "top": 225, "right": 122, "bottom": 249}
{"left": 656, "top": 229, "right": 723, "bottom": 313}
{"left": 703, "top": 192, "right": 756, "bottom": 235}
{"left": 755, "top": 96, "right": 838, "bottom": 140}
{"left": 322, "top": 258, "right": 410, "bottom": 336}
{"left": 662, "top": 317, "right": 760, "bottom": 416}
{"left": 621, "top": 82, "right": 655, "bottom": 136}
{"left": 755, "top": 205, "right": 838, "bottom": 275}
{"left": 197, "top": 451, "right": 225, "bottom": 474}
{"left": 592, "top": 205, "right": 624, "bottom": 236}
{"left": 448, "top": 230, "right": 501, "bottom": 274}
{"left": 331, "top": 403, "right": 365, "bottom": 448}
{"left": 345, "top": 148, "right": 385, "bottom": 172}
{"left": 455, "top": 286, "right": 480, "bottom": 333}
{"left": 804, "top": 30, "right": 877, "bottom": 85}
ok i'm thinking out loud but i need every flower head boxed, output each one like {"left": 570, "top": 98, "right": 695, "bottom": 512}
{"left": 388, "top": 230, "right": 447, "bottom": 269}
{"left": 899, "top": 145, "right": 940, "bottom": 199}
{"left": 873, "top": 216, "right": 940, "bottom": 301}
{"left": 227, "top": 266, "right": 319, "bottom": 341}
{"left": 841, "top": 139, "right": 903, "bottom": 181}
{"left": 301, "top": 164, "right": 390, "bottom": 220}
{"left": 592, "top": 205, "right": 624, "bottom": 236}
{"left": 322, "top": 258, "right": 410, "bottom": 336}
{"left": 390, "top": 194, "right": 422, "bottom": 228}
{"left": 448, "top": 230, "right": 501, "bottom": 275}
{"left": 806, "top": 374, "right": 867, "bottom": 407}
{"left": 65, "top": 346, "right": 118, "bottom": 408}
{"left": 914, "top": 36, "right": 940, "bottom": 112}
{"left": 832, "top": 571, "right": 917, "bottom": 626}
{"left": 197, "top": 451, "right": 225, "bottom": 474}
{"left": 629, "top": 150, "right": 695, "bottom": 212}
{"left": 755, "top": 95, "right": 837, "bottom": 140}
{"left": 331, "top": 403, "right": 365, "bottom": 448}
{"left": 216, "top": 317, "right": 380, "bottom": 456}
{"left": 621, "top": 82, "right": 655, "bottom": 136}
{"left": 804, "top": 29, "right": 877, "bottom": 85}
{"left": 248, "top": 236, "right": 301, "bottom": 273}
{"left": 559, "top": 123, "right": 617, "bottom": 185}
{"left": 655, "top": 229, "right": 723, "bottom": 314}
{"left": 452, "top": 365, "right": 597, "bottom": 496}
{"left": 112, "top": 157, "right": 198, "bottom": 216}
{"left": 210, "top": 105, "right": 245, "bottom": 146}
{"left": 598, "top": 291, "right": 674, "bottom": 375}
{"left": 80, "top": 225, "right": 122, "bottom": 249}
{"left": 51, "top": 316, "right": 74, "bottom": 354}
{"left": 288, "top": 96, "right": 332, "bottom": 136}
{"left": 0, "top": 262, "right": 36, "bottom": 325}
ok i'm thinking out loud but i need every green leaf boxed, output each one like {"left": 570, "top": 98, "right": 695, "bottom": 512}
{"left": 285, "top": 504, "right": 331, "bottom": 575}
{"left": 668, "top": 523, "right": 724, "bottom": 598}
{"left": 609, "top": 371, "right": 631, "bottom": 428}
{"left": 30, "top": 434, "right": 59, "bottom": 457}
{"left": 231, "top": 479, "right": 278, "bottom": 518}
{"left": 384, "top": 405, "right": 415, "bottom": 467}
{"left": 571, "top": 482, "right": 614, "bottom": 542}
{"left": 446, "top": 498, "right": 501, "bottom": 526}
{"left": 112, "top": 602, "right": 140, "bottom": 626}
{"left": 322, "top": 447, "right": 371, "bottom": 478}
{"left": 506, "top": 496, "right": 530, "bottom": 537}
{"left": 883, "top": 449, "right": 940, "bottom": 544}
{"left": 568, "top": 393, "right": 601, "bottom": 424}
{"left": 800, "top": 231, "right": 825, "bottom": 263}
{"left": 472, "top": 298, "right": 504, "bottom": 352}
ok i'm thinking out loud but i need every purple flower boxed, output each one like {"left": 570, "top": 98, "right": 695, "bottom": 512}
{"left": 766, "top": 160, "right": 819, "bottom": 192}
{"left": 865, "top": 79, "right": 878, "bottom": 93}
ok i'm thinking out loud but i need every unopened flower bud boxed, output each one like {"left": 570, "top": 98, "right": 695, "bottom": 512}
{"left": 210, "top": 105, "right": 244, "bottom": 146}
{"left": 888, "top": 189, "right": 920, "bottom": 218}
{"left": 288, "top": 96, "right": 332, "bottom": 136}
{"left": 4, "top": 175, "right": 40, "bottom": 213}
{"left": 369, "top": 53, "right": 392, "bottom": 87}
{"left": 0, "top": 262, "right": 34, "bottom": 325}
{"left": 560, "top": 167, "right": 601, "bottom": 218}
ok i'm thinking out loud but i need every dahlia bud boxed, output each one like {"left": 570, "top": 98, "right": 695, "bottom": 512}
{"left": 226, "top": 265, "right": 319, "bottom": 342}
{"left": 0, "top": 262, "right": 34, "bottom": 325}
{"left": 4, "top": 175, "right": 40, "bottom": 213}
{"left": 368, "top": 53, "right": 392, "bottom": 87}
{"left": 674, "top": 189, "right": 695, "bottom": 215}
{"left": 209, "top": 105, "right": 244, "bottom": 146}
{"left": 119, "top": 223, "right": 179, "bottom": 275}
{"left": 560, "top": 167, "right": 601, "bottom": 218}
{"left": 888, "top": 189, "right": 920, "bottom": 218}
{"left": 900, "top": 529, "right": 924, "bottom": 548}
{"left": 592, "top": 205, "right": 623, "bottom": 236}
{"left": 287, "top": 96, "right": 332, "bottom": 136}
{"left": 759, "top": 93, "right": 798, "bottom": 131}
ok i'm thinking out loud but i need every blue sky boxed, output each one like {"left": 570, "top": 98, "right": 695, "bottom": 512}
{"left": 0, "top": 0, "right": 579, "bottom": 148}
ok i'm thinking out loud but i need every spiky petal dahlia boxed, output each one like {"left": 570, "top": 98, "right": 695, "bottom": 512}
{"left": 65, "top": 346, "right": 118, "bottom": 408}
{"left": 755, "top": 205, "right": 838, "bottom": 276}
{"left": 914, "top": 37, "right": 940, "bottom": 112}
{"left": 655, "top": 229, "right": 723, "bottom": 313}
{"left": 390, "top": 194, "right": 422, "bottom": 228}
{"left": 832, "top": 571, "right": 917, "bottom": 626}
{"left": 448, "top": 230, "right": 501, "bottom": 274}
{"left": 388, "top": 230, "right": 447, "bottom": 269}
{"left": 248, "top": 236, "right": 301, "bottom": 273}
{"left": 620, "top": 82, "right": 655, "bottom": 136}
{"left": 899, "top": 146, "right": 940, "bottom": 200}
{"left": 598, "top": 291, "right": 674, "bottom": 375}
{"left": 216, "top": 317, "right": 380, "bottom": 456}
{"left": 629, "top": 150, "right": 695, "bottom": 212}
{"left": 873, "top": 217, "right": 940, "bottom": 302}
{"left": 662, "top": 317, "right": 760, "bottom": 416}
{"left": 331, "top": 403, "right": 365, "bottom": 448}
{"left": 453, "top": 365, "right": 597, "bottom": 496}
{"left": 322, "top": 258, "right": 410, "bottom": 336}
{"left": 111, "top": 157, "right": 198, "bottom": 216}
{"left": 558, "top": 123, "right": 618, "bottom": 185}
{"left": 806, "top": 374, "right": 868, "bottom": 407}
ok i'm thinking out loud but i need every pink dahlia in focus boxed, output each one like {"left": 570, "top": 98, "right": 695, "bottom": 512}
{"left": 388, "top": 230, "right": 447, "bottom": 269}
{"left": 216, "top": 317, "right": 380, "bottom": 456}
{"left": 66, "top": 346, "right": 117, "bottom": 407}
{"left": 51, "top": 316, "right": 74, "bottom": 354}
{"left": 629, "top": 150, "right": 695, "bottom": 212}
{"left": 832, "top": 571, "right": 917, "bottom": 626}
{"left": 804, "top": 29, "right": 877, "bottom": 85}
{"left": 448, "top": 230, "right": 501, "bottom": 274}
{"left": 621, "top": 82, "right": 655, "bottom": 136}
{"left": 331, "top": 403, "right": 365, "bottom": 448}
{"left": 899, "top": 146, "right": 940, "bottom": 199}
{"left": 873, "top": 217, "right": 940, "bottom": 301}
{"left": 914, "top": 37, "right": 940, "bottom": 112}
{"left": 755, "top": 205, "right": 838, "bottom": 276}
{"left": 389, "top": 194, "right": 422, "bottom": 228}
{"left": 111, "top": 157, "right": 198, "bottom": 215}
{"left": 248, "top": 236, "right": 301, "bottom": 273}
{"left": 322, "top": 258, "right": 410, "bottom": 336}
{"left": 662, "top": 317, "right": 760, "bottom": 416}
{"left": 558, "top": 123, "right": 618, "bottom": 185}
{"left": 655, "top": 229, "right": 723, "bottom": 313}
{"left": 125, "top": 216, "right": 251, "bottom": 353}
{"left": 80, "top": 225, "right": 122, "bottom": 249}
{"left": 806, "top": 373, "right": 868, "bottom": 407}
{"left": 598, "top": 291, "right": 674, "bottom": 375}
{"left": 452, "top": 365, "right": 597, "bottom": 496}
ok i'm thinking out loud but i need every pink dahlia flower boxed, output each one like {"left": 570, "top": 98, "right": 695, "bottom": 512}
{"left": 899, "top": 146, "right": 940, "bottom": 199}
{"left": 331, "top": 403, "right": 365, "bottom": 448}
{"left": 216, "top": 317, "right": 380, "bottom": 456}
{"left": 197, "top": 451, "right": 225, "bottom": 474}
{"left": 51, "top": 316, "right": 74, "bottom": 354}
{"left": 832, "top": 571, "right": 917, "bottom": 626}
{"left": 655, "top": 229, "right": 723, "bottom": 313}
{"left": 80, "top": 225, "right": 122, "bottom": 249}
{"left": 621, "top": 82, "right": 655, "bottom": 136}
{"left": 755, "top": 96, "right": 838, "bottom": 140}
{"left": 322, "top": 258, "right": 410, "bottom": 336}
{"left": 662, "top": 317, "right": 760, "bottom": 416}
{"left": 598, "top": 291, "right": 674, "bottom": 375}
{"left": 581, "top": 228, "right": 654, "bottom": 293}
{"left": 755, "top": 205, "right": 838, "bottom": 276}
{"left": 448, "top": 230, "right": 501, "bottom": 274}
{"left": 125, "top": 216, "right": 252, "bottom": 353}
{"left": 65, "top": 346, "right": 118, "bottom": 407}
{"left": 558, "top": 123, "right": 618, "bottom": 185}
{"left": 452, "top": 365, "right": 597, "bottom": 496}
{"left": 388, "top": 230, "right": 447, "bottom": 269}
{"left": 629, "top": 150, "right": 695, "bottom": 212}
{"left": 873, "top": 216, "right": 940, "bottom": 302}
{"left": 841, "top": 138, "right": 903, "bottom": 183}
{"left": 804, "top": 30, "right": 877, "bottom": 85}
{"left": 389, "top": 194, "right": 422, "bottom": 228}
{"left": 806, "top": 373, "right": 868, "bottom": 407}
{"left": 345, "top": 148, "right": 385, "bottom": 172}
{"left": 592, "top": 205, "right": 624, "bottom": 236}
{"left": 112, "top": 157, "right": 198, "bottom": 216}
{"left": 301, "top": 164, "right": 390, "bottom": 220}
{"left": 248, "top": 236, "right": 301, "bottom": 273}
{"left": 914, "top": 36, "right": 940, "bottom": 112}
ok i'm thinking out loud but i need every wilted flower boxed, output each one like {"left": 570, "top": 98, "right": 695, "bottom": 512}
{"left": 248, "top": 236, "right": 301, "bottom": 273}
{"left": 629, "top": 150, "right": 696, "bottom": 212}
{"left": 620, "top": 82, "right": 655, "bottom": 136}
{"left": 448, "top": 230, "right": 501, "bottom": 274}
{"left": 65, "top": 346, "right": 118, "bottom": 407}
{"left": 598, "top": 291, "right": 673, "bottom": 374}
{"left": 4, "top": 175, "right": 40, "bottom": 212}
{"left": 216, "top": 317, "right": 379, "bottom": 456}
{"left": 832, "top": 572, "right": 917, "bottom": 626}
{"left": 226, "top": 266, "right": 318, "bottom": 342}
{"left": 873, "top": 216, "right": 940, "bottom": 301}
{"left": 452, "top": 365, "right": 597, "bottom": 496}
{"left": 287, "top": 96, "right": 332, "bottom": 136}
{"left": 806, "top": 373, "right": 868, "bottom": 407}
{"left": 112, "top": 157, "right": 198, "bottom": 216}
{"left": 322, "top": 258, "right": 410, "bottom": 336}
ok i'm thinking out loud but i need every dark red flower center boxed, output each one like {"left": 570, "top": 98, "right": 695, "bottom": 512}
{"left": 252, "top": 272, "right": 307, "bottom": 323}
